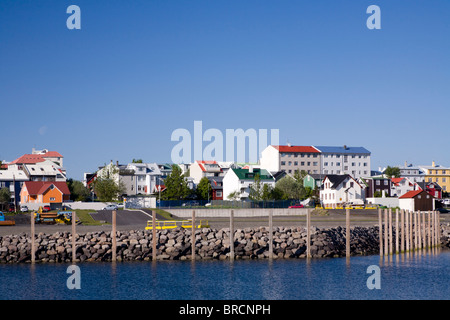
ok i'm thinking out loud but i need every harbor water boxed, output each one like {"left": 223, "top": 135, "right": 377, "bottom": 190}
{"left": 0, "top": 250, "right": 448, "bottom": 300}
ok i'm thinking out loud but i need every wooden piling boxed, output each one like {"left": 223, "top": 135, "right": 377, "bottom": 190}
{"left": 31, "top": 211, "right": 35, "bottom": 263}
{"left": 378, "top": 208, "right": 383, "bottom": 257}
{"left": 269, "top": 209, "right": 273, "bottom": 259}
{"left": 417, "top": 211, "right": 422, "bottom": 250}
{"left": 152, "top": 209, "right": 157, "bottom": 261}
{"left": 395, "top": 208, "right": 399, "bottom": 254}
{"left": 405, "top": 210, "right": 410, "bottom": 252}
{"left": 230, "top": 209, "right": 234, "bottom": 261}
{"left": 307, "top": 208, "right": 311, "bottom": 258}
{"left": 346, "top": 208, "right": 350, "bottom": 258}
{"left": 384, "top": 209, "right": 388, "bottom": 256}
{"left": 414, "top": 211, "right": 418, "bottom": 250}
{"left": 422, "top": 211, "right": 426, "bottom": 249}
{"left": 431, "top": 211, "right": 435, "bottom": 248}
{"left": 409, "top": 210, "right": 413, "bottom": 251}
{"left": 400, "top": 209, "right": 405, "bottom": 253}
{"left": 72, "top": 211, "right": 77, "bottom": 263}
{"left": 389, "top": 208, "right": 393, "bottom": 255}
{"left": 192, "top": 210, "right": 196, "bottom": 261}
{"left": 427, "top": 211, "right": 431, "bottom": 249}
{"left": 112, "top": 210, "right": 117, "bottom": 262}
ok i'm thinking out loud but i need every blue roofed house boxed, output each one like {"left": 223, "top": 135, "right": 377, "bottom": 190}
{"left": 313, "top": 145, "right": 371, "bottom": 179}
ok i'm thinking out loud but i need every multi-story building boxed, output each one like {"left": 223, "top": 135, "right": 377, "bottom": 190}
{"left": 314, "top": 146, "right": 371, "bottom": 179}
{"left": 260, "top": 145, "right": 321, "bottom": 175}
{"left": 397, "top": 162, "right": 425, "bottom": 183}
{"left": 190, "top": 160, "right": 222, "bottom": 184}
{"left": 419, "top": 161, "right": 450, "bottom": 194}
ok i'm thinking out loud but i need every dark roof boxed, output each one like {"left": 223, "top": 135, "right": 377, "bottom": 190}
{"left": 324, "top": 174, "right": 352, "bottom": 189}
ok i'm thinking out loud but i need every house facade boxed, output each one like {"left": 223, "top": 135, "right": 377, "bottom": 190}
{"left": 419, "top": 162, "right": 450, "bottom": 194}
{"left": 0, "top": 169, "right": 28, "bottom": 208}
{"left": 390, "top": 177, "right": 417, "bottom": 198}
{"left": 260, "top": 145, "right": 321, "bottom": 175}
{"left": 190, "top": 160, "right": 222, "bottom": 184}
{"left": 314, "top": 146, "right": 371, "bottom": 179}
{"left": 20, "top": 181, "right": 70, "bottom": 204}
{"left": 360, "top": 176, "right": 392, "bottom": 198}
{"left": 398, "top": 162, "right": 425, "bottom": 183}
{"left": 320, "top": 174, "right": 365, "bottom": 207}
{"left": 399, "top": 189, "right": 435, "bottom": 212}
{"left": 223, "top": 167, "right": 275, "bottom": 200}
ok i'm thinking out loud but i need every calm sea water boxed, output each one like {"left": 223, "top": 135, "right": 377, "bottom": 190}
{"left": 0, "top": 250, "right": 448, "bottom": 300}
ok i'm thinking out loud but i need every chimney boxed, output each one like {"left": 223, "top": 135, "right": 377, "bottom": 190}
{"left": 343, "top": 145, "right": 347, "bottom": 150}
{"left": 116, "top": 160, "right": 119, "bottom": 166}
{"left": 432, "top": 161, "right": 436, "bottom": 167}
{"left": 249, "top": 166, "right": 253, "bottom": 173}
{"left": 404, "top": 161, "right": 407, "bottom": 168}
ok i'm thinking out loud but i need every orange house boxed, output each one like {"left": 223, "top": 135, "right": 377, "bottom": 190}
{"left": 20, "top": 181, "right": 70, "bottom": 204}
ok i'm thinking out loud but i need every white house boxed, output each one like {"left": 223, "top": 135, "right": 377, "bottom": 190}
{"left": 390, "top": 177, "right": 418, "bottom": 198}
{"left": 320, "top": 174, "right": 365, "bottom": 207}
{"left": 223, "top": 167, "right": 275, "bottom": 200}
{"left": 190, "top": 160, "right": 222, "bottom": 184}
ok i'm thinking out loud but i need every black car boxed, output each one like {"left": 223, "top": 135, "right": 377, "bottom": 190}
{"left": 436, "top": 207, "right": 449, "bottom": 213}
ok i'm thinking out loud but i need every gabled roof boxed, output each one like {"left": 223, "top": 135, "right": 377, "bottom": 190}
{"left": 41, "top": 151, "right": 63, "bottom": 158}
{"left": 399, "top": 190, "right": 425, "bottom": 199}
{"left": 10, "top": 154, "right": 45, "bottom": 165}
{"left": 196, "top": 160, "right": 221, "bottom": 172}
{"left": 313, "top": 146, "right": 371, "bottom": 154}
{"left": 23, "top": 181, "right": 70, "bottom": 195}
{"left": 323, "top": 174, "right": 361, "bottom": 189}
{"left": 273, "top": 145, "right": 320, "bottom": 153}
{"left": 231, "top": 168, "right": 273, "bottom": 180}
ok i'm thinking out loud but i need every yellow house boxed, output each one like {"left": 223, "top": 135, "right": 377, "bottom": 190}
{"left": 420, "top": 161, "right": 450, "bottom": 194}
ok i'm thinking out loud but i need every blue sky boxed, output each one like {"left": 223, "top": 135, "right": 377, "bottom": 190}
{"left": 1, "top": 0, "right": 449, "bottom": 179}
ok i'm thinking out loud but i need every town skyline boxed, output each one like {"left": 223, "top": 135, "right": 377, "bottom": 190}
{"left": 1, "top": 1, "right": 449, "bottom": 180}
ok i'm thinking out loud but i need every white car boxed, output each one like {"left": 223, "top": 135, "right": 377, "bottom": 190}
{"left": 20, "top": 205, "right": 29, "bottom": 212}
{"left": 102, "top": 204, "right": 118, "bottom": 211}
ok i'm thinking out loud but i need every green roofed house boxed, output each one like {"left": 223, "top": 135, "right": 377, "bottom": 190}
{"left": 303, "top": 174, "right": 325, "bottom": 190}
{"left": 223, "top": 167, "right": 275, "bottom": 200}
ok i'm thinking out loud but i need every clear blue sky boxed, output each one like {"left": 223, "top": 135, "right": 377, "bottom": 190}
{"left": 1, "top": 0, "right": 449, "bottom": 179}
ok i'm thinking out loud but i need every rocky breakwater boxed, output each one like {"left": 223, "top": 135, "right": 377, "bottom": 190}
{"left": 0, "top": 225, "right": 449, "bottom": 263}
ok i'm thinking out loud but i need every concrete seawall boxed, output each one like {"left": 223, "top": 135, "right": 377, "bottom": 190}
{"left": 165, "top": 208, "right": 309, "bottom": 218}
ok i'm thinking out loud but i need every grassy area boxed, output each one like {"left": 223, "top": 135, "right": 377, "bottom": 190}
{"left": 73, "top": 209, "right": 104, "bottom": 226}
{"left": 149, "top": 208, "right": 182, "bottom": 220}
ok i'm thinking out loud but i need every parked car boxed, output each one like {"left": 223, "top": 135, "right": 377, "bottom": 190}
{"left": 288, "top": 204, "right": 304, "bottom": 208}
{"left": 20, "top": 205, "right": 29, "bottom": 212}
{"left": 102, "top": 204, "right": 118, "bottom": 211}
{"left": 42, "top": 205, "right": 51, "bottom": 212}
{"left": 437, "top": 207, "right": 449, "bottom": 213}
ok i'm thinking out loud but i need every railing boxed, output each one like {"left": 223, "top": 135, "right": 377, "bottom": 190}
{"left": 145, "top": 219, "right": 210, "bottom": 230}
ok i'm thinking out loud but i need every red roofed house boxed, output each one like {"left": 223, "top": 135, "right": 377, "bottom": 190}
{"left": 390, "top": 177, "right": 417, "bottom": 197}
{"left": 260, "top": 145, "right": 321, "bottom": 175}
{"left": 20, "top": 181, "right": 71, "bottom": 204}
{"left": 190, "top": 160, "right": 222, "bottom": 184}
{"left": 399, "top": 189, "right": 435, "bottom": 212}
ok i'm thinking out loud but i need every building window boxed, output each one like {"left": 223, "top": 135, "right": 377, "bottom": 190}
{"left": 376, "top": 180, "right": 380, "bottom": 185}
{"left": 384, "top": 180, "right": 388, "bottom": 185}
{"left": 281, "top": 161, "right": 286, "bottom": 165}
{"left": 294, "top": 161, "right": 298, "bottom": 166}
{"left": 50, "top": 197, "right": 55, "bottom": 201}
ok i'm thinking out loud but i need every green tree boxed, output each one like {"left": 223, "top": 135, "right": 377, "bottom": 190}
{"left": 384, "top": 166, "right": 401, "bottom": 178}
{"left": 0, "top": 187, "right": 10, "bottom": 211}
{"left": 249, "top": 174, "right": 264, "bottom": 201}
{"left": 274, "top": 176, "right": 306, "bottom": 200}
{"left": 67, "top": 179, "right": 90, "bottom": 201}
{"left": 132, "top": 159, "right": 143, "bottom": 163}
{"left": 196, "top": 177, "right": 212, "bottom": 200}
{"left": 162, "top": 165, "right": 191, "bottom": 200}
{"left": 94, "top": 177, "right": 124, "bottom": 202}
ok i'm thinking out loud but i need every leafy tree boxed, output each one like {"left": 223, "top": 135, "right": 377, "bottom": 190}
{"left": 67, "top": 179, "right": 90, "bottom": 201}
{"left": 94, "top": 177, "right": 124, "bottom": 202}
{"left": 162, "top": 165, "right": 191, "bottom": 200}
{"left": 196, "top": 177, "right": 212, "bottom": 200}
{"left": 132, "top": 159, "right": 143, "bottom": 163}
{"left": 274, "top": 176, "right": 306, "bottom": 200}
{"left": 249, "top": 174, "right": 264, "bottom": 201}
{"left": 0, "top": 187, "right": 10, "bottom": 211}
{"left": 261, "top": 184, "right": 273, "bottom": 201}
{"left": 384, "top": 166, "right": 401, "bottom": 178}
